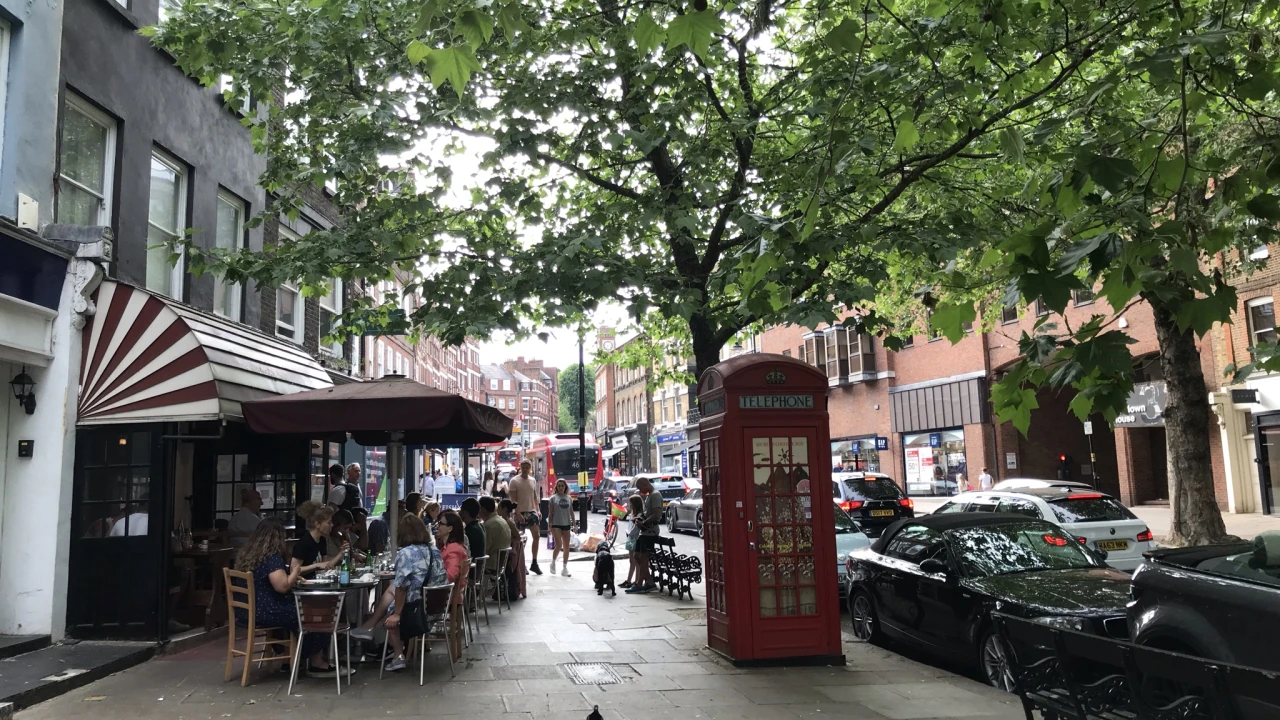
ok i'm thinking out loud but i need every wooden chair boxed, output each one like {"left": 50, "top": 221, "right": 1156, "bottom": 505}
{"left": 223, "top": 568, "right": 295, "bottom": 687}
{"left": 287, "top": 591, "right": 350, "bottom": 696}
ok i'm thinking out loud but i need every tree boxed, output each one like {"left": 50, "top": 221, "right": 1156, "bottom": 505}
{"left": 151, "top": 0, "right": 1280, "bottom": 546}
{"left": 558, "top": 363, "right": 596, "bottom": 433}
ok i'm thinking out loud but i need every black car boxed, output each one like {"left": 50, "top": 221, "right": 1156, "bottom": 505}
{"left": 590, "top": 476, "right": 633, "bottom": 513}
{"left": 832, "top": 472, "right": 915, "bottom": 537}
{"left": 845, "top": 513, "right": 1132, "bottom": 690}
{"left": 667, "top": 482, "right": 703, "bottom": 537}
{"left": 1128, "top": 532, "right": 1280, "bottom": 672}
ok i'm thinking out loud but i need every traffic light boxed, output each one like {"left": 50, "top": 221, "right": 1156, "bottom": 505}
{"left": 1057, "top": 454, "right": 1071, "bottom": 480}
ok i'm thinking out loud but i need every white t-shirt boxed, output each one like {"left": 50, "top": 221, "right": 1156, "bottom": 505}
{"left": 228, "top": 508, "right": 261, "bottom": 546}
{"left": 979, "top": 472, "right": 994, "bottom": 490}
{"left": 108, "top": 512, "right": 149, "bottom": 537}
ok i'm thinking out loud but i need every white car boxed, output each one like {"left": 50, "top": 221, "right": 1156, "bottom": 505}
{"left": 992, "top": 477, "right": 1093, "bottom": 491}
{"left": 933, "top": 488, "right": 1155, "bottom": 572}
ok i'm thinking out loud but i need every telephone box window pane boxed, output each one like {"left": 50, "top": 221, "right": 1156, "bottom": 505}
{"left": 771, "top": 437, "right": 789, "bottom": 464}
{"left": 798, "top": 525, "right": 813, "bottom": 553}
{"left": 753, "top": 437, "right": 770, "bottom": 465}
{"left": 760, "top": 589, "right": 777, "bottom": 616}
{"left": 770, "top": 466, "right": 790, "bottom": 494}
{"left": 774, "top": 526, "right": 794, "bottom": 553}
{"left": 758, "top": 525, "right": 775, "bottom": 553}
{"left": 799, "top": 586, "right": 818, "bottom": 615}
{"left": 793, "top": 465, "right": 810, "bottom": 494}
{"left": 780, "top": 588, "right": 798, "bottom": 616}
{"left": 778, "top": 556, "right": 796, "bottom": 584}
{"left": 758, "top": 559, "right": 775, "bottom": 585}
{"left": 755, "top": 497, "right": 771, "bottom": 523}
{"left": 791, "top": 436, "right": 808, "bottom": 464}
{"left": 774, "top": 497, "right": 794, "bottom": 523}
{"left": 754, "top": 466, "right": 770, "bottom": 495}
{"left": 799, "top": 558, "right": 815, "bottom": 584}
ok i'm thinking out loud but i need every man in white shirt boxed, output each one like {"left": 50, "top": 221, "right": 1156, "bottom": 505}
{"left": 978, "top": 467, "right": 994, "bottom": 490}
{"left": 108, "top": 501, "right": 149, "bottom": 537}
{"left": 421, "top": 471, "right": 436, "bottom": 501}
{"left": 228, "top": 487, "right": 263, "bottom": 546}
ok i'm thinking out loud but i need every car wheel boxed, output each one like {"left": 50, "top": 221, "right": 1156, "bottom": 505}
{"left": 668, "top": 511, "right": 678, "bottom": 534}
{"left": 979, "top": 628, "right": 1016, "bottom": 693}
{"left": 849, "top": 590, "right": 880, "bottom": 642}
{"left": 696, "top": 512, "right": 704, "bottom": 539}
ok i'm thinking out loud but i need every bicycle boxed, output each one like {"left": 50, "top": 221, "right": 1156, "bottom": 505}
{"left": 602, "top": 500, "right": 628, "bottom": 547}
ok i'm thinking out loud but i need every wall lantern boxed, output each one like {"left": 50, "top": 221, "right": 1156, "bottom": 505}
{"left": 10, "top": 368, "right": 36, "bottom": 415}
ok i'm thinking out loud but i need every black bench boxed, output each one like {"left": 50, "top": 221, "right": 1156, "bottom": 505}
{"left": 649, "top": 536, "right": 702, "bottom": 600}
{"left": 993, "top": 613, "right": 1280, "bottom": 720}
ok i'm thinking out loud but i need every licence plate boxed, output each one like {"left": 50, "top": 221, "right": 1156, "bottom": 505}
{"left": 1097, "top": 540, "right": 1129, "bottom": 551}
{"left": 870, "top": 509, "right": 895, "bottom": 517}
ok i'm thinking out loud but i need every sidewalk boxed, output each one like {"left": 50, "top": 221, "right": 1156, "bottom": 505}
{"left": 15, "top": 562, "right": 1023, "bottom": 720}
{"left": 913, "top": 497, "right": 1280, "bottom": 542}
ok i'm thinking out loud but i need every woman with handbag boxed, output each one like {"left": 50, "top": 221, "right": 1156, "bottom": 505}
{"left": 349, "top": 514, "right": 444, "bottom": 672}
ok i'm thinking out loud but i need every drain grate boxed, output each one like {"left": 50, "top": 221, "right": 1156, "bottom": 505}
{"left": 562, "top": 662, "right": 624, "bottom": 685}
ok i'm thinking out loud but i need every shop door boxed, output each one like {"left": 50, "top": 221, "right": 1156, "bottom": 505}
{"left": 67, "top": 427, "right": 169, "bottom": 640}
{"left": 1259, "top": 423, "right": 1280, "bottom": 515}
{"left": 746, "top": 429, "right": 825, "bottom": 657}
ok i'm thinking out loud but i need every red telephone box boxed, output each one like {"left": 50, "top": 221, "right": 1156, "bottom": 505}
{"left": 698, "top": 353, "right": 844, "bottom": 666}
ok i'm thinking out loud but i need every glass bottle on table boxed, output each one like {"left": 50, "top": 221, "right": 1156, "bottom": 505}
{"left": 339, "top": 548, "right": 351, "bottom": 585}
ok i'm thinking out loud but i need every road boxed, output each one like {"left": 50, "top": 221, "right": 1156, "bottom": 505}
{"left": 579, "top": 507, "right": 706, "bottom": 564}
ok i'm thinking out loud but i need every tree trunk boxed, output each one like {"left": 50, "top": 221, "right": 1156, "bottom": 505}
{"left": 689, "top": 315, "right": 724, "bottom": 380}
{"left": 1150, "top": 300, "right": 1233, "bottom": 546}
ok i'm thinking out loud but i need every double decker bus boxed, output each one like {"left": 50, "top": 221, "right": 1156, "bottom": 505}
{"left": 526, "top": 433, "right": 604, "bottom": 498}
{"left": 495, "top": 446, "right": 522, "bottom": 468}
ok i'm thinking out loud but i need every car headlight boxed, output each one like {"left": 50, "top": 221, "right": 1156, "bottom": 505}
{"left": 1032, "top": 616, "right": 1089, "bottom": 632}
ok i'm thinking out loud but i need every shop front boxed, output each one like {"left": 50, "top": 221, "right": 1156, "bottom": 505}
{"left": 901, "top": 429, "right": 967, "bottom": 496}
{"left": 68, "top": 281, "right": 332, "bottom": 640}
{"left": 831, "top": 435, "right": 885, "bottom": 473}
{"left": 888, "top": 376, "right": 986, "bottom": 497}
{"left": 656, "top": 429, "right": 687, "bottom": 474}
{"left": 609, "top": 423, "right": 650, "bottom": 475}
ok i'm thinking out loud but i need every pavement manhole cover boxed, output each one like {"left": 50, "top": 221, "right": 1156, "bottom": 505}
{"left": 562, "top": 663, "right": 624, "bottom": 685}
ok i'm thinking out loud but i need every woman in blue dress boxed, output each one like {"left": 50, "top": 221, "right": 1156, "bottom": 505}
{"left": 233, "top": 518, "right": 340, "bottom": 678}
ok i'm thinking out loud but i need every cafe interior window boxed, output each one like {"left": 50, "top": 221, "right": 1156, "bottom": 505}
{"left": 215, "top": 453, "right": 297, "bottom": 524}
{"left": 79, "top": 429, "right": 152, "bottom": 538}
{"left": 1248, "top": 297, "right": 1276, "bottom": 352}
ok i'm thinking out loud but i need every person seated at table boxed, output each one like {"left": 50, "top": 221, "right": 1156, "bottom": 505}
{"left": 459, "top": 497, "right": 487, "bottom": 563}
{"left": 423, "top": 502, "right": 442, "bottom": 526}
{"left": 291, "top": 504, "right": 346, "bottom": 580}
{"left": 349, "top": 515, "right": 446, "bottom": 671}
{"left": 496, "top": 500, "right": 526, "bottom": 599}
{"left": 479, "top": 496, "right": 510, "bottom": 591}
{"left": 229, "top": 487, "right": 263, "bottom": 548}
{"left": 328, "top": 509, "right": 364, "bottom": 564}
{"left": 367, "top": 501, "right": 406, "bottom": 556}
{"left": 405, "top": 492, "right": 425, "bottom": 518}
{"left": 434, "top": 511, "right": 470, "bottom": 661}
{"left": 233, "top": 519, "right": 340, "bottom": 678}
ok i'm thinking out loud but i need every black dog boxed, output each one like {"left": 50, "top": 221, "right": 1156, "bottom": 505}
{"left": 593, "top": 542, "right": 615, "bottom": 596}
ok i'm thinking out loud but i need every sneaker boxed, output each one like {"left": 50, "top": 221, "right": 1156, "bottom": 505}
{"left": 619, "top": 581, "right": 633, "bottom": 589}
{"left": 624, "top": 584, "right": 646, "bottom": 594}
{"left": 349, "top": 627, "right": 375, "bottom": 642}
{"left": 530, "top": 562, "right": 543, "bottom": 576}
{"left": 306, "top": 665, "right": 338, "bottom": 678}
{"left": 550, "top": 560, "right": 557, "bottom": 574}
{"left": 641, "top": 583, "right": 658, "bottom": 593}
{"left": 384, "top": 656, "right": 407, "bottom": 672}
{"left": 561, "top": 566, "right": 572, "bottom": 577}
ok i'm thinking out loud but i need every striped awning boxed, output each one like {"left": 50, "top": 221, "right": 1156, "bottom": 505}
{"left": 77, "top": 280, "right": 332, "bottom": 425}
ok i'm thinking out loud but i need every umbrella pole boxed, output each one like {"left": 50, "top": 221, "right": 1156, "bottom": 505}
{"left": 389, "top": 432, "right": 403, "bottom": 552}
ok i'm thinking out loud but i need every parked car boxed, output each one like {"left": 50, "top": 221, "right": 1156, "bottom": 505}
{"left": 590, "top": 476, "right": 633, "bottom": 513}
{"left": 630, "top": 473, "right": 688, "bottom": 519}
{"left": 932, "top": 488, "right": 1155, "bottom": 572}
{"left": 832, "top": 472, "right": 914, "bottom": 537}
{"left": 1128, "top": 531, "right": 1280, "bottom": 672}
{"left": 667, "top": 479, "right": 703, "bottom": 536}
{"left": 991, "top": 478, "right": 1093, "bottom": 492}
{"left": 835, "top": 502, "right": 872, "bottom": 601}
{"left": 845, "top": 513, "right": 1132, "bottom": 690}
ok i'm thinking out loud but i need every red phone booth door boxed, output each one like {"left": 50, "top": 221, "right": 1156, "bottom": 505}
{"left": 746, "top": 429, "right": 824, "bottom": 657}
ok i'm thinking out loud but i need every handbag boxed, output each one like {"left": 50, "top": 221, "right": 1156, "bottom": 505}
{"left": 399, "top": 598, "right": 427, "bottom": 640}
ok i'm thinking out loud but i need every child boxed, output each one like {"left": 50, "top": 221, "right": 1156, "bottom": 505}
{"left": 619, "top": 494, "right": 645, "bottom": 589}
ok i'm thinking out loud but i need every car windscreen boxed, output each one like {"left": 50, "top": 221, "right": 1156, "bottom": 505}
{"left": 945, "top": 521, "right": 1101, "bottom": 578}
{"left": 552, "top": 448, "right": 600, "bottom": 478}
{"left": 833, "top": 504, "right": 859, "bottom": 534}
{"left": 842, "top": 476, "right": 903, "bottom": 501}
{"left": 1048, "top": 497, "right": 1136, "bottom": 523}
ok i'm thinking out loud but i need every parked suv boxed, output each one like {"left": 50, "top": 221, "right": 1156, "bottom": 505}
{"left": 591, "top": 476, "right": 633, "bottom": 513}
{"left": 832, "top": 472, "right": 914, "bottom": 537}
{"left": 630, "top": 473, "right": 687, "bottom": 519}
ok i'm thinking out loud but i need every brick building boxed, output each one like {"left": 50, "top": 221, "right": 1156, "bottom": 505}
{"left": 483, "top": 357, "right": 559, "bottom": 442}
{"left": 593, "top": 328, "right": 617, "bottom": 438}
{"left": 600, "top": 333, "right": 654, "bottom": 475}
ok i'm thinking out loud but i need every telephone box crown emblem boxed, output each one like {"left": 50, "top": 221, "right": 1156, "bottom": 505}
{"left": 765, "top": 369, "right": 787, "bottom": 385}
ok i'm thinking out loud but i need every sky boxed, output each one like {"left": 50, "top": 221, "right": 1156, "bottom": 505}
{"left": 475, "top": 302, "right": 635, "bottom": 370}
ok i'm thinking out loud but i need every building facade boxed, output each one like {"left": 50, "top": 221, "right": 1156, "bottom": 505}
{"left": 483, "top": 357, "right": 559, "bottom": 443}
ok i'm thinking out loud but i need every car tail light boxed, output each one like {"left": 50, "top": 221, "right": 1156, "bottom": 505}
{"left": 898, "top": 498, "right": 914, "bottom": 509}
{"left": 1077, "top": 536, "right": 1088, "bottom": 544}
{"left": 1067, "top": 493, "right": 1104, "bottom": 500}
{"left": 841, "top": 500, "right": 864, "bottom": 511}
{"left": 1136, "top": 528, "right": 1153, "bottom": 542}
{"left": 1043, "top": 534, "right": 1070, "bottom": 547}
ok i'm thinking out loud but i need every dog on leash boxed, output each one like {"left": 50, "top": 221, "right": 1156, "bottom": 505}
{"left": 593, "top": 542, "right": 615, "bottom": 596}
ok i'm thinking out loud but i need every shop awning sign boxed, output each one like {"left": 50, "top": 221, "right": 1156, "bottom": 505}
{"left": 875, "top": 436, "right": 889, "bottom": 451}
{"left": 738, "top": 394, "right": 814, "bottom": 410}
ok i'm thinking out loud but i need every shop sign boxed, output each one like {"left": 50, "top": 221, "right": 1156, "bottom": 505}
{"left": 875, "top": 436, "right": 889, "bottom": 451}
{"left": 929, "top": 433, "right": 941, "bottom": 448}
{"left": 739, "top": 394, "right": 814, "bottom": 410}
{"left": 1006, "top": 452, "right": 1017, "bottom": 469}
{"left": 700, "top": 396, "right": 726, "bottom": 416}
{"left": 611, "top": 435, "right": 628, "bottom": 449}
{"left": 1232, "top": 388, "right": 1259, "bottom": 404}
{"left": 681, "top": 450, "right": 689, "bottom": 476}
{"left": 656, "top": 432, "right": 686, "bottom": 444}
{"left": 1114, "top": 381, "right": 1167, "bottom": 427}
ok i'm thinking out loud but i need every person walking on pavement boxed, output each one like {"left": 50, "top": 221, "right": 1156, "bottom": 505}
{"left": 421, "top": 471, "right": 436, "bottom": 502}
{"left": 979, "top": 467, "right": 994, "bottom": 490}
{"left": 508, "top": 460, "right": 543, "bottom": 575}
{"left": 626, "top": 476, "right": 664, "bottom": 594}
{"left": 547, "top": 479, "right": 574, "bottom": 577}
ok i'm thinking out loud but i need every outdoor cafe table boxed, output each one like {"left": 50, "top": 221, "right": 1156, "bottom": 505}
{"left": 294, "top": 576, "right": 387, "bottom": 627}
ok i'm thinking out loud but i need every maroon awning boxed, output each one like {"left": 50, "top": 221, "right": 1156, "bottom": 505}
{"left": 241, "top": 375, "right": 513, "bottom": 446}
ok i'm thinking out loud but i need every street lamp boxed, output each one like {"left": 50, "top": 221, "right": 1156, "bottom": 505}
{"left": 10, "top": 368, "right": 36, "bottom": 415}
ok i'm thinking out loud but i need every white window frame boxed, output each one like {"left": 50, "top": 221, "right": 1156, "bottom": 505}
{"left": 213, "top": 189, "right": 246, "bottom": 321}
{"left": 0, "top": 21, "right": 10, "bottom": 176}
{"left": 1251, "top": 245, "right": 1269, "bottom": 261}
{"left": 276, "top": 280, "right": 303, "bottom": 343}
{"left": 1247, "top": 297, "right": 1276, "bottom": 350}
{"left": 218, "top": 74, "right": 253, "bottom": 116}
{"left": 319, "top": 278, "right": 342, "bottom": 356}
{"left": 146, "top": 148, "right": 188, "bottom": 299}
{"left": 58, "top": 93, "right": 117, "bottom": 227}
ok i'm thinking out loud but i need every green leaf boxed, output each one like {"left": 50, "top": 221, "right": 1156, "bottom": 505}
{"left": 407, "top": 39, "right": 431, "bottom": 65}
{"left": 1082, "top": 154, "right": 1137, "bottom": 194}
{"left": 495, "top": 4, "right": 529, "bottom": 37}
{"left": 824, "top": 18, "right": 862, "bottom": 54}
{"left": 423, "top": 45, "right": 482, "bottom": 97}
{"left": 998, "top": 128, "right": 1025, "bottom": 165}
{"left": 412, "top": 0, "right": 440, "bottom": 34}
{"left": 665, "top": 11, "right": 723, "bottom": 59}
{"left": 892, "top": 119, "right": 919, "bottom": 152}
{"left": 634, "top": 12, "right": 665, "bottom": 54}
{"left": 1155, "top": 156, "right": 1186, "bottom": 193}
{"left": 454, "top": 10, "right": 494, "bottom": 48}
{"left": 1247, "top": 194, "right": 1280, "bottom": 222}
{"left": 929, "top": 302, "right": 977, "bottom": 343}
{"left": 1175, "top": 295, "right": 1231, "bottom": 336}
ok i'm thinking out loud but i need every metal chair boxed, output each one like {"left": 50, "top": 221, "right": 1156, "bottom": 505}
{"left": 469, "top": 555, "right": 490, "bottom": 626}
{"left": 380, "top": 583, "right": 455, "bottom": 683}
{"left": 287, "top": 591, "right": 349, "bottom": 696}
{"left": 488, "top": 547, "right": 511, "bottom": 614}
{"left": 222, "top": 569, "right": 295, "bottom": 687}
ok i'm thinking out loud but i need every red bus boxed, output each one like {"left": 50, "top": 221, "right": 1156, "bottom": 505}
{"left": 526, "top": 433, "right": 604, "bottom": 498}
{"left": 495, "top": 446, "right": 522, "bottom": 467}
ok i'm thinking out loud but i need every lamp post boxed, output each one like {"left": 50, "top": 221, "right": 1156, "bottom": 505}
{"left": 577, "top": 334, "right": 589, "bottom": 531}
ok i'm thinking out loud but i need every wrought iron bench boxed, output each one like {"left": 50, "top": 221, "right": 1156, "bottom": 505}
{"left": 650, "top": 536, "right": 702, "bottom": 600}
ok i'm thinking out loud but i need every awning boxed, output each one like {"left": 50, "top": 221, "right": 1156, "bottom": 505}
{"left": 602, "top": 447, "right": 625, "bottom": 460}
{"left": 77, "top": 281, "right": 332, "bottom": 425}
{"left": 661, "top": 442, "right": 689, "bottom": 457}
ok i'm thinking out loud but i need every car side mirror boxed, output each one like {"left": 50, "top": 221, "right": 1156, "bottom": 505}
{"left": 919, "top": 558, "right": 950, "bottom": 576}
{"left": 1091, "top": 546, "right": 1109, "bottom": 562}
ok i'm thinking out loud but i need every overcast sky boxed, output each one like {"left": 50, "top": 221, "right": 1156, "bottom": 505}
{"left": 475, "top": 303, "right": 635, "bottom": 370}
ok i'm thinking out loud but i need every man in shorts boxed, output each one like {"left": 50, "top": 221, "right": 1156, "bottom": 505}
{"left": 508, "top": 460, "right": 543, "bottom": 575}
{"left": 625, "top": 476, "right": 664, "bottom": 594}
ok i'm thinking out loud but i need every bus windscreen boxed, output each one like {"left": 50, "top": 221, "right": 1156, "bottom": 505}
{"left": 552, "top": 447, "right": 600, "bottom": 479}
